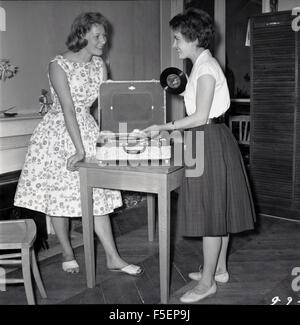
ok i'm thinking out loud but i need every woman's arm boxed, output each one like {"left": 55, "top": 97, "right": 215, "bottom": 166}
{"left": 101, "top": 60, "right": 108, "bottom": 81}
{"left": 143, "top": 74, "right": 215, "bottom": 136}
{"left": 162, "top": 74, "right": 215, "bottom": 130}
{"left": 49, "top": 61, "right": 85, "bottom": 170}
{"left": 91, "top": 60, "right": 108, "bottom": 123}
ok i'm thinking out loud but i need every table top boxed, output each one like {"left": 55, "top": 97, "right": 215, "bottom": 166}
{"left": 76, "top": 158, "right": 184, "bottom": 174}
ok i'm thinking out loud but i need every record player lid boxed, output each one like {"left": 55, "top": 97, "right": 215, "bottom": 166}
{"left": 99, "top": 81, "right": 166, "bottom": 134}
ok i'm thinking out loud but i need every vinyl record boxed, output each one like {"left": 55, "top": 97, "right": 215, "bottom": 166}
{"left": 160, "top": 67, "right": 187, "bottom": 94}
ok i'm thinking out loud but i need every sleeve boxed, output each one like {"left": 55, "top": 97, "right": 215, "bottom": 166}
{"left": 195, "top": 63, "right": 217, "bottom": 81}
{"left": 50, "top": 56, "right": 70, "bottom": 74}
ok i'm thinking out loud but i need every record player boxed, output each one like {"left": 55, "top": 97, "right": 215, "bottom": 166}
{"left": 96, "top": 80, "right": 171, "bottom": 165}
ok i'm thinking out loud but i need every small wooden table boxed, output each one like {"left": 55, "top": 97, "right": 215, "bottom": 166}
{"left": 76, "top": 159, "right": 184, "bottom": 304}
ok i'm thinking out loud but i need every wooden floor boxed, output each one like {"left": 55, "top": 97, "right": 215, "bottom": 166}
{"left": 1, "top": 202, "right": 300, "bottom": 305}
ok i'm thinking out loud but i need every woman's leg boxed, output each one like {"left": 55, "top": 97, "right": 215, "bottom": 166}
{"left": 216, "top": 234, "right": 229, "bottom": 274}
{"left": 188, "top": 234, "right": 230, "bottom": 282}
{"left": 51, "top": 216, "right": 75, "bottom": 261}
{"left": 199, "top": 236, "right": 222, "bottom": 287}
{"left": 180, "top": 236, "right": 221, "bottom": 302}
{"left": 94, "top": 215, "right": 128, "bottom": 269}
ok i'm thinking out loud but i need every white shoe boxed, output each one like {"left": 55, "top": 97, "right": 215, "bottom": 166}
{"left": 109, "top": 264, "right": 143, "bottom": 276}
{"left": 62, "top": 259, "right": 80, "bottom": 274}
{"left": 188, "top": 266, "right": 229, "bottom": 283}
{"left": 180, "top": 282, "right": 217, "bottom": 303}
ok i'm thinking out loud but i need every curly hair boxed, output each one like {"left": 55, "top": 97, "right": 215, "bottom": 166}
{"left": 66, "top": 12, "right": 109, "bottom": 52}
{"left": 169, "top": 8, "right": 214, "bottom": 49}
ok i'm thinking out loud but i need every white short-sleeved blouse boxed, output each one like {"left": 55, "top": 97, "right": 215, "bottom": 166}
{"left": 183, "top": 49, "right": 230, "bottom": 118}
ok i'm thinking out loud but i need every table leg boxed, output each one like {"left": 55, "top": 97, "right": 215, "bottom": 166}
{"left": 79, "top": 170, "right": 95, "bottom": 288}
{"left": 158, "top": 184, "right": 170, "bottom": 304}
{"left": 147, "top": 193, "right": 156, "bottom": 242}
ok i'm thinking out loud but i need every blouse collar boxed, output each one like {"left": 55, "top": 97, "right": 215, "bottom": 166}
{"left": 194, "top": 49, "right": 211, "bottom": 67}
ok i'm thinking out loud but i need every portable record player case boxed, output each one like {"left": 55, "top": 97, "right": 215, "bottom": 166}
{"left": 96, "top": 80, "right": 171, "bottom": 164}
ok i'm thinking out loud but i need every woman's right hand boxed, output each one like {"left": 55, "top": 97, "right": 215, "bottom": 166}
{"left": 142, "top": 125, "right": 161, "bottom": 139}
{"left": 67, "top": 151, "right": 85, "bottom": 172}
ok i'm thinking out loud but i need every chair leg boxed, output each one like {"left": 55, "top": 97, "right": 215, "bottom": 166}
{"left": 31, "top": 249, "right": 47, "bottom": 299}
{"left": 21, "top": 247, "right": 35, "bottom": 305}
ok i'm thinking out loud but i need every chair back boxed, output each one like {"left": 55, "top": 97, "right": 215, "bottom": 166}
{"left": 0, "top": 219, "right": 36, "bottom": 249}
{"left": 0, "top": 218, "right": 46, "bottom": 304}
{"left": 229, "top": 115, "right": 250, "bottom": 145}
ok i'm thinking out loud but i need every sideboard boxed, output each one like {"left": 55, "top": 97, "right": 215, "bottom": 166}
{"left": 0, "top": 113, "right": 47, "bottom": 250}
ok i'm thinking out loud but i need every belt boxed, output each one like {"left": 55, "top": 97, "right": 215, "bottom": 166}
{"left": 206, "top": 116, "right": 225, "bottom": 124}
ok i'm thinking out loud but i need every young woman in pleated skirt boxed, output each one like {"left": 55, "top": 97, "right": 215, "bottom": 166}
{"left": 143, "top": 8, "right": 256, "bottom": 303}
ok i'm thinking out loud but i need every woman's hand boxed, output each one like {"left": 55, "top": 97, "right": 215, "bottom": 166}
{"left": 67, "top": 151, "right": 85, "bottom": 172}
{"left": 142, "top": 124, "right": 162, "bottom": 138}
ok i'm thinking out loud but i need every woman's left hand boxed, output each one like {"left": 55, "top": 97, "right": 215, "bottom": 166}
{"left": 142, "top": 124, "right": 161, "bottom": 138}
{"left": 67, "top": 151, "right": 85, "bottom": 172}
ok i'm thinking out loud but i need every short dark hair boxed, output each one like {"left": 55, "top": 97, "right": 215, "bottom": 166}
{"left": 66, "top": 12, "right": 109, "bottom": 52}
{"left": 169, "top": 8, "right": 214, "bottom": 49}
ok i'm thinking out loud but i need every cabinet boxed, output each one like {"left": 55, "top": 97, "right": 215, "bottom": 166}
{"left": 0, "top": 113, "right": 47, "bottom": 249}
{"left": 0, "top": 113, "right": 42, "bottom": 219}
{"left": 250, "top": 11, "right": 300, "bottom": 220}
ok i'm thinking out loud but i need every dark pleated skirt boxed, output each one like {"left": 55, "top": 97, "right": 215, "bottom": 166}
{"left": 178, "top": 123, "right": 256, "bottom": 237}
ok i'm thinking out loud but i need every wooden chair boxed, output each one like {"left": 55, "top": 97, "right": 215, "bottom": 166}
{"left": 0, "top": 219, "right": 47, "bottom": 304}
{"left": 228, "top": 115, "right": 250, "bottom": 145}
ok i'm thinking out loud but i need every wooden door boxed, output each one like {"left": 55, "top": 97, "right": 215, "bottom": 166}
{"left": 250, "top": 11, "right": 300, "bottom": 220}
{"left": 294, "top": 25, "right": 300, "bottom": 211}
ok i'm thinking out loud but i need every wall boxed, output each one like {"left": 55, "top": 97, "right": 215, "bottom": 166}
{"left": 226, "top": 0, "right": 261, "bottom": 98}
{"left": 278, "top": 0, "right": 300, "bottom": 10}
{"left": 0, "top": 0, "right": 160, "bottom": 113}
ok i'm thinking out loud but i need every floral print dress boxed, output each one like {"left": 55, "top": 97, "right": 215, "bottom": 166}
{"left": 14, "top": 55, "right": 122, "bottom": 217}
